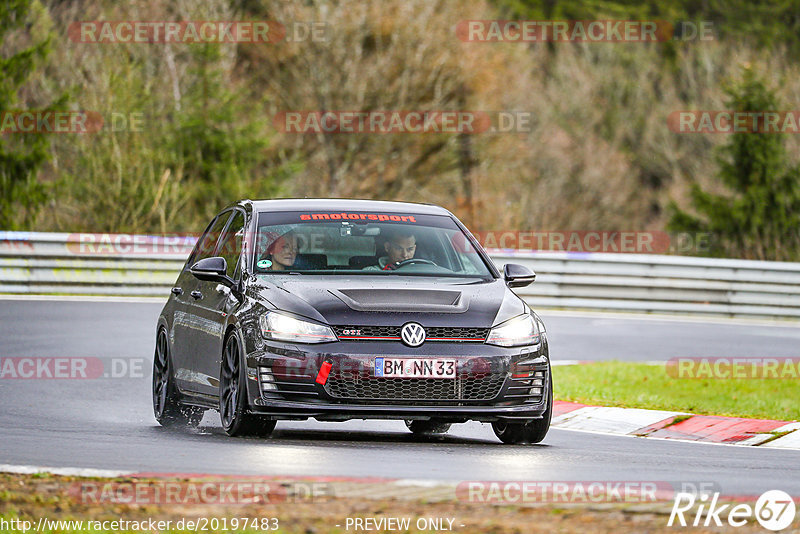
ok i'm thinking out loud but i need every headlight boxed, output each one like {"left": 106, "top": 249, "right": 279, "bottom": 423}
{"left": 259, "top": 312, "right": 337, "bottom": 343}
{"left": 485, "top": 314, "right": 540, "bottom": 347}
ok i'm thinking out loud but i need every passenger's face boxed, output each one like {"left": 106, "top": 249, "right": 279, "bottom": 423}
{"left": 271, "top": 235, "right": 298, "bottom": 270}
{"left": 385, "top": 236, "right": 416, "bottom": 263}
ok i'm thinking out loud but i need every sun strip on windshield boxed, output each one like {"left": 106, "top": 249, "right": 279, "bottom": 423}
{"left": 299, "top": 213, "right": 417, "bottom": 222}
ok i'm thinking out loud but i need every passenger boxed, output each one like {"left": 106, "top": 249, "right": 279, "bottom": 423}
{"left": 365, "top": 229, "right": 416, "bottom": 271}
{"left": 258, "top": 231, "right": 298, "bottom": 271}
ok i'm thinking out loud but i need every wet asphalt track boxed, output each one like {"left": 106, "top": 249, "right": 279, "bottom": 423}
{"left": 1, "top": 298, "right": 799, "bottom": 496}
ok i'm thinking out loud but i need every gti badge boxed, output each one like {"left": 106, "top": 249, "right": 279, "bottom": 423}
{"left": 400, "top": 322, "right": 426, "bottom": 347}
{"left": 342, "top": 329, "right": 362, "bottom": 336}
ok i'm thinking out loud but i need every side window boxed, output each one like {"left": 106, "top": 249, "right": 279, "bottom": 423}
{"left": 187, "top": 212, "right": 232, "bottom": 267}
{"left": 217, "top": 211, "right": 245, "bottom": 279}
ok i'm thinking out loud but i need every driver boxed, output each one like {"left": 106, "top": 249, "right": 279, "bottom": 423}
{"left": 364, "top": 229, "right": 416, "bottom": 271}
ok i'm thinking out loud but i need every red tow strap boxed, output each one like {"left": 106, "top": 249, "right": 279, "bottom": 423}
{"left": 316, "top": 361, "right": 332, "bottom": 385}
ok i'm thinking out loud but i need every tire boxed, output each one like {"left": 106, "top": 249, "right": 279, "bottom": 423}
{"left": 492, "top": 371, "right": 552, "bottom": 444}
{"left": 219, "top": 331, "right": 276, "bottom": 437}
{"left": 405, "top": 420, "right": 452, "bottom": 435}
{"left": 152, "top": 327, "right": 205, "bottom": 428}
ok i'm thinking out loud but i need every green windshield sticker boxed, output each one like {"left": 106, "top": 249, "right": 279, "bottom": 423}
{"left": 257, "top": 259, "right": 273, "bottom": 269}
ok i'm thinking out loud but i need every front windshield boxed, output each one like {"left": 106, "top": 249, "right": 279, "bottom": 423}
{"left": 253, "top": 210, "right": 493, "bottom": 278}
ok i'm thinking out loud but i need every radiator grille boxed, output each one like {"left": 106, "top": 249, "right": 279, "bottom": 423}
{"left": 325, "top": 374, "right": 504, "bottom": 401}
{"left": 332, "top": 325, "right": 489, "bottom": 342}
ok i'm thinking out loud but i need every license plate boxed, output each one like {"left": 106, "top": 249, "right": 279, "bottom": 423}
{"left": 374, "top": 357, "right": 456, "bottom": 379}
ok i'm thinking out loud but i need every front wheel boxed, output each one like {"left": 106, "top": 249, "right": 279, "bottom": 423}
{"left": 152, "top": 327, "right": 204, "bottom": 427}
{"left": 219, "top": 332, "right": 276, "bottom": 437}
{"left": 492, "top": 373, "right": 552, "bottom": 444}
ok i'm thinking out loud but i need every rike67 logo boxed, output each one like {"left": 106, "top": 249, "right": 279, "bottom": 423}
{"left": 669, "top": 490, "right": 796, "bottom": 531}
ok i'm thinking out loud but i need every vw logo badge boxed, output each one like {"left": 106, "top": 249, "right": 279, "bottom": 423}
{"left": 400, "top": 322, "right": 426, "bottom": 347}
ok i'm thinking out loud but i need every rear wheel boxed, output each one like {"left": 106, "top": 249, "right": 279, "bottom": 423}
{"left": 219, "top": 332, "right": 276, "bottom": 437}
{"left": 492, "top": 372, "right": 552, "bottom": 444}
{"left": 405, "top": 420, "right": 452, "bottom": 435}
{"left": 152, "top": 328, "right": 204, "bottom": 427}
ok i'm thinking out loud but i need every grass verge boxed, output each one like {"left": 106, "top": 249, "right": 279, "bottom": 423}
{"left": 552, "top": 361, "right": 800, "bottom": 420}
{"left": 0, "top": 473, "right": 786, "bottom": 534}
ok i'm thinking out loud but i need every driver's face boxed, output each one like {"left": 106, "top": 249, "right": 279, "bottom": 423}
{"left": 385, "top": 236, "right": 416, "bottom": 263}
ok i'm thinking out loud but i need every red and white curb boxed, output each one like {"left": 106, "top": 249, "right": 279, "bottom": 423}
{"left": 552, "top": 401, "right": 800, "bottom": 449}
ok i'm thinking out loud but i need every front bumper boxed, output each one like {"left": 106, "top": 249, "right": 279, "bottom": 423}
{"left": 241, "top": 334, "right": 551, "bottom": 422}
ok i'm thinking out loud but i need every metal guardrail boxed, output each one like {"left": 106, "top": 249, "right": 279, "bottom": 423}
{"left": 501, "top": 251, "right": 800, "bottom": 319}
{"left": 2, "top": 232, "right": 800, "bottom": 318}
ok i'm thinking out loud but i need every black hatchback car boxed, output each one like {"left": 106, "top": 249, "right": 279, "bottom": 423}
{"left": 153, "top": 199, "right": 552, "bottom": 444}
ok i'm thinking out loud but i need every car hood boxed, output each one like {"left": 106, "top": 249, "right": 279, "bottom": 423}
{"left": 248, "top": 275, "right": 526, "bottom": 328}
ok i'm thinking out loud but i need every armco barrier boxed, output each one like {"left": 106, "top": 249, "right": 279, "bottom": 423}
{"left": 1, "top": 232, "right": 799, "bottom": 318}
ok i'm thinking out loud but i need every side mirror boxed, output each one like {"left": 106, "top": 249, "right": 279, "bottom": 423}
{"left": 190, "top": 256, "right": 235, "bottom": 287}
{"left": 503, "top": 263, "right": 536, "bottom": 288}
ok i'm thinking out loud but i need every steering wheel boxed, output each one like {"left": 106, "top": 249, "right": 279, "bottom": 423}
{"left": 395, "top": 258, "right": 436, "bottom": 268}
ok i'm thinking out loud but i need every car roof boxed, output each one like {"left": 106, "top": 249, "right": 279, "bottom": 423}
{"left": 242, "top": 198, "right": 452, "bottom": 216}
